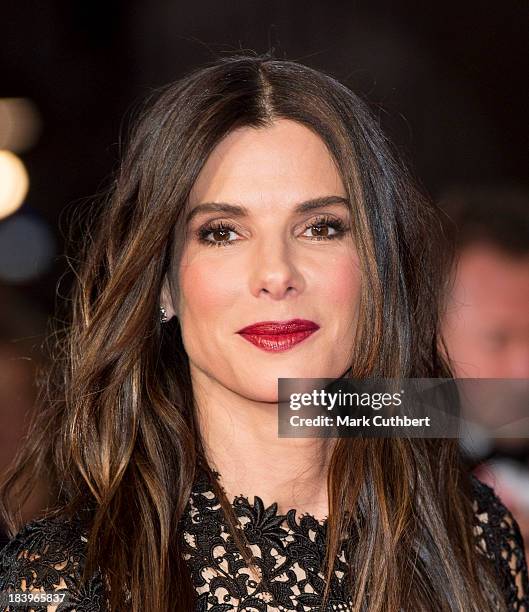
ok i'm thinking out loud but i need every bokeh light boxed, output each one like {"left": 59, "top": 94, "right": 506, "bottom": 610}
{"left": 0, "top": 214, "right": 55, "bottom": 283}
{"left": 0, "top": 151, "right": 29, "bottom": 220}
{"left": 0, "top": 98, "right": 41, "bottom": 153}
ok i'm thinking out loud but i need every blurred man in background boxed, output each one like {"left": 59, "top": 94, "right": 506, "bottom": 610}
{"left": 440, "top": 184, "right": 529, "bottom": 555}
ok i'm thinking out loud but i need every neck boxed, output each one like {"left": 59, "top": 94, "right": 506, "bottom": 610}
{"left": 191, "top": 365, "right": 335, "bottom": 519}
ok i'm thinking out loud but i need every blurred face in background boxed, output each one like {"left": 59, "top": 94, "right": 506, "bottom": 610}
{"left": 443, "top": 241, "right": 529, "bottom": 556}
{"left": 442, "top": 242, "right": 529, "bottom": 378}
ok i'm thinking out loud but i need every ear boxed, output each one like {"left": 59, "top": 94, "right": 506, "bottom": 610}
{"left": 160, "top": 275, "right": 177, "bottom": 320}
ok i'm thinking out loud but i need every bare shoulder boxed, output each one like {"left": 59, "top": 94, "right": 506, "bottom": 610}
{"left": 470, "top": 473, "right": 529, "bottom": 610}
{"left": 0, "top": 512, "right": 106, "bottom": 611}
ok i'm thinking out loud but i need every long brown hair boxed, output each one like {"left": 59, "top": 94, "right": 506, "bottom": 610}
{"left": 0, "top": 51, "right": 506, "bottom": 611}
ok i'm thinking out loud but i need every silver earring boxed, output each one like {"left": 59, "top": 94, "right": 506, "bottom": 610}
{"left": 160, "top": 306, "right": 169, "bottom": 323}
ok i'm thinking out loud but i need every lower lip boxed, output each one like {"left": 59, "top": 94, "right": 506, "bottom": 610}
{"left": 238, "top": 330, "right": 317, "bottom": 352}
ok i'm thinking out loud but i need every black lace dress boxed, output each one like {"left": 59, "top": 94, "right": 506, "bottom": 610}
{"left": 0, "top": 467, "right": 528, "bottom": 611}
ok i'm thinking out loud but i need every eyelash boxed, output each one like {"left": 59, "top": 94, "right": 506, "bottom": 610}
{"left": 196, "top": 215, "right": 350, "bottom": 248}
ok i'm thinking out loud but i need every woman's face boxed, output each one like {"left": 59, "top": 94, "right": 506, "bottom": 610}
{"left": 163, "top": 118, "right": 362, "bottom": 401}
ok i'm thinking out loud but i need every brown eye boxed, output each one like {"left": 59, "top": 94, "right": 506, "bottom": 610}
{"left": 301, "top": 215, "right": 349, "bottom": 241}
{"left": 309, "top": 225, "right": 332, "bottom": 238}
{"left": 196, "top": 222, "right": 239, "bottom": 247}
{"left": 211, "top": 228, "right": 231, "bottom": 242}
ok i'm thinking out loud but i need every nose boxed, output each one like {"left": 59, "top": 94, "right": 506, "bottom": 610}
{"left": 248, "top": 239, "right": 304, "bottom": 300}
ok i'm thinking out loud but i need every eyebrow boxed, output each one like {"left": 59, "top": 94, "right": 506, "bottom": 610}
{"left": 185, "top": 195, "right": 350, "bottom": 225}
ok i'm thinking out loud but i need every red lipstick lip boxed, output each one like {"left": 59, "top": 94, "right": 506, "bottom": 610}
{"left": 237, "top": 329, "right": 319, "bottom": 353}
{"left": 237, "top": 319, "right": 320, "bottom": 352}
{"left": 237, "top": 318, "right": 320, "bottom": 335}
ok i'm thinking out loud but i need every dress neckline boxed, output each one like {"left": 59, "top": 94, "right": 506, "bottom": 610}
{"left": 195, "top": 463, "right": 330, "bottom": 528}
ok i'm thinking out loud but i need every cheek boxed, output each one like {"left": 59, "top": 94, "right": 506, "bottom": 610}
{"left": 177, "top": 253, "right": 248, "bottom": 343}
{"left": 178, "top": 258, "right": 237, "bottom": 316}
{"left": 318, "top": 254, "right": 362, "bottom": 315}
{"left": 176, "top": 258, "right": 238, "bottom": 366}
{"left": 443, "top": 310, "right": 477, "bottom": 359}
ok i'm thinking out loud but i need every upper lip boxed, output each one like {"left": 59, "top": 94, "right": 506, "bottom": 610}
{"left": 237, "top": 318, "right": 320, "bottom": 335}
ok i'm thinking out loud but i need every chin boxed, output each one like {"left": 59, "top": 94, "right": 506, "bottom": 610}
{"left": 243, "top": 366, "right": 329, "bottom": 390}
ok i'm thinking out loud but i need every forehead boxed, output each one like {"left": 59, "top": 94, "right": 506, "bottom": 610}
{"left": 188, "top": 118, "right": 346, "bottom": 208}
{"left": 454, "top": 244, "right": 529, "bottom": 315}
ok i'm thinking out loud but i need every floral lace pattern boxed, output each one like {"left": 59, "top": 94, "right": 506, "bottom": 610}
{"left": 471, "top": 476, "right": 529, "bottom": 611}
{"left": 0, "top": 470, "right": 528, "bottom": 611}
{"left": 182, "top": 468, "right": 352, "bottom": 611}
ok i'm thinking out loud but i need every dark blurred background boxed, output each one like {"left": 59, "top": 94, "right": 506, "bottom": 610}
{"left": 1, "top": 0, "right": 528, "bottom": 544}
{"left": 2, "top": 0, "right": 528, "bottom": 318}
